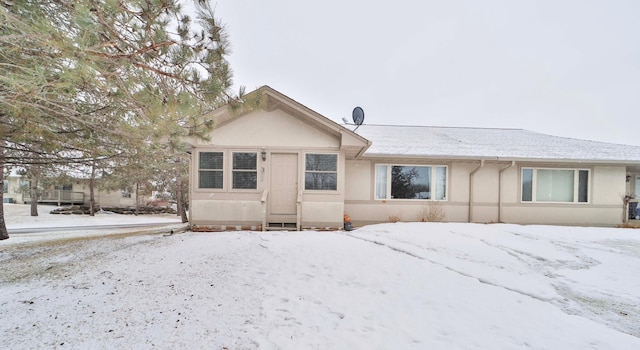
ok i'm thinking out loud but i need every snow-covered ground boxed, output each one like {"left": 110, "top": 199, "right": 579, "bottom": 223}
{"left": 1, "top": 205, "right": 639, "bottom": 349}
{"left": 3, "top": 203, "right": 184, "bottom": 245}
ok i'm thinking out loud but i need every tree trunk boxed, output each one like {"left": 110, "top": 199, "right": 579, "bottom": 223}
{"left": 89, "top": 160, "right": 96, "bottom": 216}
{"left": 0, "top": 154, "right": 9, "bottom": 240}
{"left": 134, "top": 182, "right": 140, "bottom": 216}
{"left": 30, "top": 176, "right": 38, "bottom": 216}
{"left": 175, "top": 158, "right": 188, "bottom": 223}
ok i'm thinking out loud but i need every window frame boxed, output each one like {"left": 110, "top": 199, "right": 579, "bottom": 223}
{"left": 304, "top": 153, "right": 339, "bottom": 192}
{"left": 375, "top": 163, "right": 448, "bottom": 201}
{"left": 521, "top": 167, "right": 590, "bottom": 204}
{"left": 231, "top": 151, "right": 258, "bottom": 191}
{"left": 197, "top": 151, "right": 225, "bottom": 190}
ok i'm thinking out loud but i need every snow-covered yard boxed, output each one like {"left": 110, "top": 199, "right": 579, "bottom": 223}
{"left": 1, "top": 205, "right": 639, "bottom": 349}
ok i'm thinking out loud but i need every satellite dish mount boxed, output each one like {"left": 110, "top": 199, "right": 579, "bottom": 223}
{"left": 352, "top": 106, "right": 365, "bottom": 131}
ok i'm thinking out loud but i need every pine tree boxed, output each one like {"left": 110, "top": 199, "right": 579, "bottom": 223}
{"left": 0, "top": 0, "right": 234, "bottom": 240}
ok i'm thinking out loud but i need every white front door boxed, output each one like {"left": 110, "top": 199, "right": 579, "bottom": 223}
{"left": 270, "top": 153, "right": 298, "bottom": 215}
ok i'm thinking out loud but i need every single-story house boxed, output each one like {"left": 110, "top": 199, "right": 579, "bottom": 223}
{"left": 187, "top": 86, "right": 640, "bottom": 231}
{"left": 3, "top": 170, "right": 141, "bottom": 207}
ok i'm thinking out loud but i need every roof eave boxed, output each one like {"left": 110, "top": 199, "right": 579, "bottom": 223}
{"left": 361, "top": 153, "right": 640, "bottom": 165}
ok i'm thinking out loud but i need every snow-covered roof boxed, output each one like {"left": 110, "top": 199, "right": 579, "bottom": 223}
{"left": 352, "top": 125, "right": 640, "bottom": 163}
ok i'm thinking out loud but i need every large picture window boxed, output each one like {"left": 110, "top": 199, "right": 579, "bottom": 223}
{"left": 375, "top": 164, "right": 447, "bottom": 200}
{"left": 305, "top": 154, "right": 337, "bottom": 190}
{"left": 199, "top": 152, "right": 223, "bottom": 189}
{"left": 521, "top": 168, "right": 589, "bottom": 203}
{"left": 232, "top": 152, "right": 257, "bottom": 189}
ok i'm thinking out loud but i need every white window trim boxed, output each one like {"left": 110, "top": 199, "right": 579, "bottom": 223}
{"left": 303, "top": 152, "right": 339, "bottom": 192}
{"left": 521, "top": 167, "right": 590, "bottom": 204}
{"left": 375, "top": 164, "right": 448, "bottom": 201}
{"left": 230, "top": 151, "right": 259, "bottom": 192}
{"left": 197, "top": 150, "right": 225, "bottom": 191}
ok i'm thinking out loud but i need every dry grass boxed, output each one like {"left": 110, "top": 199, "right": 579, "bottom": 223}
{"left": 388, "top": 214, "right": 401, "bottom": 223}
{"left": 419, "top": 202, "right": 446, "bottom": 222}
{"left": 616, "top": 222, "right": 640, "bottom": 229}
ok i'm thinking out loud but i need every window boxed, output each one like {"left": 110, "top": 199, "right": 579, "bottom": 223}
{"left": 2, "top": 180, "right": 7, "bottom": 193}
{"left": 232, "top": 152, "right": 257, "bottom": 189}
{"left": 121, "top": 189, "right": 132, "bottom": 198}
{"left": 375, "top": 164, "right": 447, "bottom": 200}
{"left": 19, "top": 180, "right": 31, "bottom": 193}
{"left": 305, "top": 154, "right": 337, "bottom": 190}
{"left": 199, "top": 152, "right": 223, "bottom": 189}
{"left": 521, "top": 168, "right": 589, "bottom": 203}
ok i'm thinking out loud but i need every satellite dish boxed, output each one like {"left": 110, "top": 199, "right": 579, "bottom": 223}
{"left": 352, "top": 107, "right": 365, "bottom": 126}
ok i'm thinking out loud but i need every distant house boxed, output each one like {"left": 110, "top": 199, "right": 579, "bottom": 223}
{"left": 186, "top": 86, "right": 640, "bottom": 230}
{"left": 3, "top": 170, "right": 141, "bottom": 207}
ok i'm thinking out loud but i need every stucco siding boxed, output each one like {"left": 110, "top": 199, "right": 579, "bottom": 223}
{"left": 301, "top": 201, "right": 343, "bottom": 228}
{"left": 208, "top": 109, "right": 339, "bottom": 149}
{"left": 592, "top": 166, "right": 626, "bottom": 205}
{"left": 450, "top": 163, "right": 473, "bottom": 203}
{"left": 345, "top": 160, "right": 371, "bottom": 201}
{"left": 500, "top": 166, "right": 520, "bottom": 204}
{"left": 191, "top": 200, "right": 264, "bottom": 225}
{"left": 189, "top": 104, "right": 352, "bottom": 230}
{"left": 344, "top": 161, "right": 628, "bottom": 226}
{"left": 344, "top": 160, "right": 476, "bottom": 224}
{"left": 187, "top": 87, "right": 639, "bottom": 229}
{"left": 501, "top": 205, "right": 621, "bottom": 226}
{"left": 4, "top": 176, "right": 22, "bottom": 203}
{"left": 92, "top": 191, "right": 137, "bottom": 207}
{"left": 472, "top": 165, "right": 500, "bottom": 204}
{"left": 499, "top": 165, "right": 626, "bottom": 225}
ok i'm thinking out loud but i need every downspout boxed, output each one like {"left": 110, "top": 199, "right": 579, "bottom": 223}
{"left": 498, "top": 161, "right": 516, "bottom": 223}
{"left": 468, "top": 160, "right": 485, "bottom": 223}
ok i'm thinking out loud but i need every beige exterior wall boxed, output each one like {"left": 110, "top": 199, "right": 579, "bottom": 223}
{"left": 67, "top": 181, "right": 139, "bottom": 207}
{"left": 500, "top": 165, "right": 625, "bottom": 226}
{"left": 344, "top": 159, "right": 474, "bottom": 225}
{"left": 3, "top": 175, "right": 25, "bottom": 203}
{"left": 345, "top": 160, "right": 627, "bottom": 227}
{"left": 190, "top": 108, "right": 347, "bottom": 230}
{"left": 197, "top": 109, "right": 340, "bottom": 149}
{"left": 89, "top": 190, "right": 138, "bottom": 207}
{"left": 4, "top": 176, "right": 139, "bottom": 207}
{"left": 188, "top": 88, "right": 633, "bottom": 229}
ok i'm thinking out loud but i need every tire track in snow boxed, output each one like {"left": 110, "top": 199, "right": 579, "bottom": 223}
{"left": 344, "top": 232, "right": 558, "bottom": 303}
{"left": 347, "top": 229, "right": 640, "bottom": 338}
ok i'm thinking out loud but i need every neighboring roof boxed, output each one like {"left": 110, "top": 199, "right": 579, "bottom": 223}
{"left": 352, "top": 124, "right": 640, "bottom": 163}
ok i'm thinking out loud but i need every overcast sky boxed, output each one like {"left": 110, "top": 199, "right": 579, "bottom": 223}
{"left": 211, "top": 0, "right": 640, "bottom": 146}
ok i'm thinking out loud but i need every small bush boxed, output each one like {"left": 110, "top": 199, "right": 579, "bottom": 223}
{"left": 419, "top": 202, "right": 446, "bottom": 222}
{"left": 388, "top": 214, "right": 401, "bottom": 223}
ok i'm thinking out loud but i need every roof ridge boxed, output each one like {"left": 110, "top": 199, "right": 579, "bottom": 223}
{"left": 346, "top": 123, "right": 525, "bottom": 131}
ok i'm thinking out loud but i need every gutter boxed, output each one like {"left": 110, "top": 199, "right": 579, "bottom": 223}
{"left": 355, "top": 140, "right": 373, "bottom": 159}
{"left": 468, "top": 160, "right": 485, "bottom": 223}
{"left": 360, "top": 154, "right": 640, "bottom": 165}
{"left": 498, "top": 161, "right": 516, "bottom": 223}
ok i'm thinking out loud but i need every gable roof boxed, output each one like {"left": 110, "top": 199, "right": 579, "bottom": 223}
{"left": 352, "top": 124, "right": 640, "bottom": 163}
{"left": 196, "top": 86, "right": 371, "bottom": 158}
